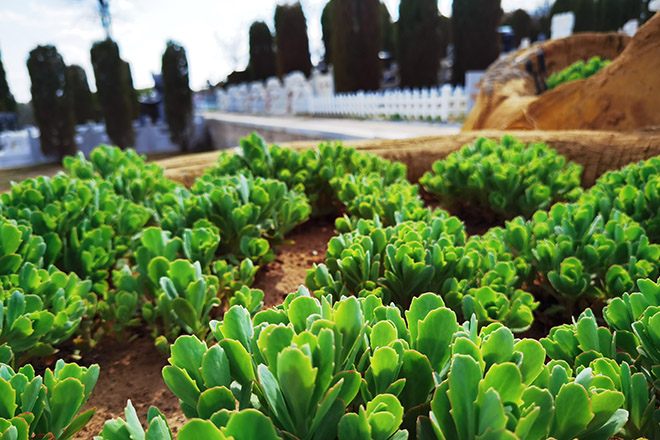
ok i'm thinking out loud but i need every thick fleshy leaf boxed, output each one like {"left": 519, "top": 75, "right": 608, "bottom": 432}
{"left": 550, "top": 383, "right": 593, "bottom": 440}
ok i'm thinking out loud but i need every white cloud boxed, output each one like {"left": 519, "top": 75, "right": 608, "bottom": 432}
{"left": 0, "top": 10, "right": 31, "bottom": 24}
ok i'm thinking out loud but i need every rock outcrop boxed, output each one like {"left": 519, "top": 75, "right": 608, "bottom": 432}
{"left": 463, "top": 12, "right": 659, "bottom": 131}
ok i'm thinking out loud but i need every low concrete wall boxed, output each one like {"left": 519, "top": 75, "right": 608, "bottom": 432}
{"left": 205, "top": 116, "right": 359, "bottom": 149}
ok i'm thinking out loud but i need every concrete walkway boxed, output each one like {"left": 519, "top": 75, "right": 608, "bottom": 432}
{"left": 202, "top": 112, "right": 462, "bottom": 141}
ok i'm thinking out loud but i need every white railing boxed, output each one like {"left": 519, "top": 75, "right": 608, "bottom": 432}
{"left": 304, "top": 86, "right": 467, "bottom": 121}
{"left": 207, "top": 70, "right": 467, "bottom": 122}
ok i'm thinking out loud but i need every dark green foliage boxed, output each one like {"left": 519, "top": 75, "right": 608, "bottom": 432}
{"left": 274, "top": 2, "right": 312, "bottom": 77}
{"left": 546, "top": 56, "right": 611, "bottom": 90}
{"left": 90, "top": 39, "right": 135, "bottom": 148}
{"left": 0, "top": 49, "right": 16, "bottom": 114}
{"left": 397, "top": 0, "right": 443, "bottom": 88}
{"left": 66, "top": 65, "right": 97, "bottom": 124}
{"left": 225, "top": 70, "right": 250, "bottom": 86}
{"left": 420, "top": 136, "right": 583, "bottom": 221}
{"left": 331, "top": 0, "right": 381, "bottom": 92}
{"left": 379, "top": 2, "right": 395, "bottom": 55}
{"left": 26, "top": 45, "right": 76, "bottom": 158}
{"left": 248, "top": 22, "right": 276, "bottom": 81}
{"left": 596, "top": 0, "right": 644, "bottom": 31}
{"left": 550, "top": 0, "right": 644, "bottom": 32}
{"left": 452, "top": 0, "right": 502, "bottom": 86}
{"left": 162, "top": 41, "right": 193, "bottom": 151}
{"left": 122, "top": 61, "right": 139, "bottom": 122}
{"left": 503, "top": 9, "right": 532, "bottom": 46}
{"left": 16, "top": 102, "right": 34, "bottom": 127}
{"left": 321, "top": 0, "right": 335, "bottom": 64}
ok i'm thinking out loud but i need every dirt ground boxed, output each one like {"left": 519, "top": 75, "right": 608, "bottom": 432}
{"left": 254, "top": 215, "right": 336, "bottom": 308}
{"left": 74, "top": 216, "right": 336, "bottom": 437}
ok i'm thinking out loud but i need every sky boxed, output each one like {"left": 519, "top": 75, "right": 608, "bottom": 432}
{"left": 0, "top": 0, "right": 550, "bottom": 103}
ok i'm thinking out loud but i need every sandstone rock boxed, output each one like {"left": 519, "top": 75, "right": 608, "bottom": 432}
{"left": 463, "top": 12, "right": 659, "bottom": 131}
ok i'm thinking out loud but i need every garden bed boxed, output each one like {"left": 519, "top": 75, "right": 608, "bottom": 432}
{"left": 72, "top": 216, "right": 335, "bottom": 438}
{"left": 3, "top": 132, "right": 660, "bottom": 439}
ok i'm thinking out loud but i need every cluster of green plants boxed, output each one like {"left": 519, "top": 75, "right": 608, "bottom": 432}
{"left": 0, "top": 141, "right": 315, "bottom": 362}
{"left": 546, "top": 56, "right": 612, "bottom": 90}
{"left": 4, "top": 132, "right": 660, "bottom": 438}
{"left": 93, "top": 282, "right": 660, "bottom": 439}
{"left": 420, "top": 135, "right": 583, "bottom": 221}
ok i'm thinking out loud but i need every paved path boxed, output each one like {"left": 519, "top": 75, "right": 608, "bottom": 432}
{"left": 202, "top": 112, "right": 462, "bottom": 140}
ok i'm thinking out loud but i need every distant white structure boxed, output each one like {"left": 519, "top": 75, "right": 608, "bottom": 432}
{"left": 210, "top": 70, "right": 467, "bottom": 121}
{"left": 551, "top": 12, "right": 575, "bottom": 40}
{"left": 0, "top": 117, "right": 207, "bottom": 170}
{"left": 622, "top": 19, "right": 639, "bottom": 36}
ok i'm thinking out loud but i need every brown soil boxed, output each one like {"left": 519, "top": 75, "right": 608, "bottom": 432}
{"left": 72, "top": 216, "right": 336, "bottom": 437}
{"left": 74, "top": 334, "right": 185, "bottom": 439}
{"left": 255, "top": 216, "right": 336, "bottom": 308}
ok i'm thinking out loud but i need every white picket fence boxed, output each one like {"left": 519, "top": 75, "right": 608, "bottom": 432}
{"left": 303, "top": 87, "right": 467, "bottom": 120}
{"left": 210, "top": 70, "right": 467, "bottom": 121}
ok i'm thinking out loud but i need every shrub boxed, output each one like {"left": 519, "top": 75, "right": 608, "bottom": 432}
{"left": 26, "top": 45, "right": 76, "bottom": 159}
{"left": 66, "top": 65, "right": 97, "bottom": 124}
{"left": 546, "top": 56, "right": 611, "bottom": 90}
{"left": 248, "top": 22, "right": 276, "bottom": 81}
{"left": 273, "top": 3, "right": 312, "bottom": 77}
{"left": 161, "top": 41, "right": 193, "bottom": 151}
{"left": 90, "top": 39, "right": 135, "bottom": 148}
{"left": 420, "top": 135, "right": 583, "bottom": 221}
{"left": 330, "top": 0, "right": 381, "bottom": 92}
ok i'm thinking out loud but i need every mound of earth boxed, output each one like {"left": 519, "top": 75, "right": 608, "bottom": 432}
{"left": 463, "top": 12, "right": 660, "bottom": 131}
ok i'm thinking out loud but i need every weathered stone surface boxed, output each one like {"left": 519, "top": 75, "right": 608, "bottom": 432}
{"left": 463, "top": 12, "right": 660, "bottom": 131}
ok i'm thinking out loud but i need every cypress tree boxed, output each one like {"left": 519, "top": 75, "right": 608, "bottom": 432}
{"left": 0, "top": 48, "right": 16, "bottom": 114}
{"left": 274, "top": 2, "right": 312, "bottom": 77}
{"left": 90, "top": 39, "right": 135, "bottom": 148}
{"left": 248, "top": 21, "right": 277, "bottom": 81}
{"left": 572, "top": 0, "right": 596, "bottom": 32}
{"left": 26, "top": 45, "right": 76, "bottom": 158}
{"left": 379, "top": 3, "right": 395, "bottom": 56}
{"left": 596, "top": 0, "right": 643, "bottom": 31}
{"left": 321, "top": 0, "right": 335, "bottom": 64}
{"left": 397, "top": 0, "right": 442, "bottom": 88}
{"left": 452, "top": 0, "right": 502, "bottom": 86}
{"left": 122, "top": 60, "right": 139, "bottom": 122}
{"left": 331, "top": 0, "right": 381, "bottom": 93}
{"left": 503, "top": 9, "right": 532, "bottom": 46}
{"left": 66, "top": 65, "right": 97, "bottom": 124}
{"left": 162, "top": 41, "right": 193, "bottom": 152}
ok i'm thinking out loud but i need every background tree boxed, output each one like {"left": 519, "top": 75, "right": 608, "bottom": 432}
{"left": 66, "top": 65, "right": 97, "bottom": 124}
{"left": 397, "top": 0, "right": 443, "bottom": 88}
{"left": 331, "top": 0, "right": 381, "bottom": 93}
{"left": 161, "top": 41, "right": 193, "bottom": 152}
{"left": 596, "top": 0, "right": 644, "bottom": 31}
{"left": 248, "top": 21, "right": 277, "bottom": 81}
{"left": 26, "top": 45, "right": 76, "bottom": 158}
{"left": 274, "top": 2, "right": 312, "bottom": 77}
{"left": 0, "top": 48, "right": 16, "bottom": 114}
{"left": 452, "top": 0, "right": 502, "bottom": 86}
{"left": 91, "top": 39, "right": 134, "bottom": 148}
{"left": 550, "top": 0, "right": 644, "bottom": 33}
{"left": 122, "top": 60, "right": 139, "bottom": 121}
{"left": 379, "top": 3, "right": 395, "bottom": 57}
{"left": 503, "top": 9, "right": 532, "bottom": 46}
{"left": 321, "top": 0, "right": 335, "bottom": 65}
{"left": 225, "top": 70, "right": 251, "bottom": 86}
